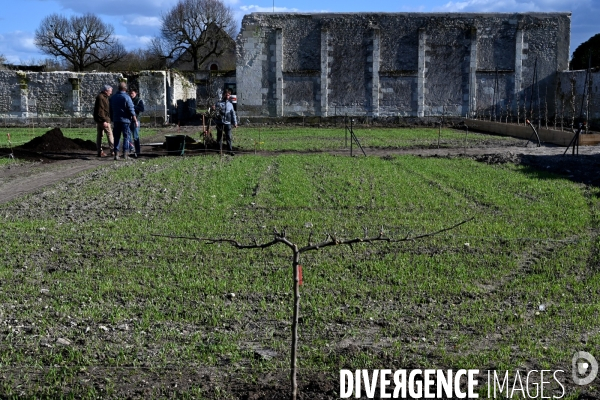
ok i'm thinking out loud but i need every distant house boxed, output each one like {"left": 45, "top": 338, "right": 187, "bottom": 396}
{"left": 170, "top": 23, "right": 237, "bottom": 108}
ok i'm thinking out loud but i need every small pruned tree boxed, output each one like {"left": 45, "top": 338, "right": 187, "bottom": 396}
{"left": 34, "top": 13, "right": 126, "bottom": 72}
{"left": 152, "top": 0, "right": 236, "bottom": 71}
{"left": 155, "top": 217, "right": 472, "bottom": 400}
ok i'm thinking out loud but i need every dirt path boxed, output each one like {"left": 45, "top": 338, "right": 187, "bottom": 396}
{"left": 0, "top": 158, "right": 109, "bottom": 204}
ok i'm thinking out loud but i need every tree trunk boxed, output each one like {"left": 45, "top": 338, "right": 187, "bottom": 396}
{"left": 193, "top": 50, "right": 199, "bottom": 72}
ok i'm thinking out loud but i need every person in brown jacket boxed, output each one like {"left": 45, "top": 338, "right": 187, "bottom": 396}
{"left": 93, "top": 84, "right": 115, "bottom": 157}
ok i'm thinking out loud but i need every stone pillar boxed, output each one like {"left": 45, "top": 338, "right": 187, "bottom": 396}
{"left": 69, "top": 77, "right": 81, "bottom": 117}
{"left": 15, "top": 72, "right": 28, "bottom": 118}
{"left": 514, "top": 28, "right": 525, "bottom": 110}
{"left": 370, "top": 27, "right": 381, "bottom": 117}
{"left": 320, "top": 29, "right": 329, "bottom": 117}
{"left": 417, "top": 28, "right": 427, "bottom": 117}
{"left": 468, "top": 27, "right": 478, "bottom": 117}
{"left": 275, "top": 28, "right": 283, "bottom": 117}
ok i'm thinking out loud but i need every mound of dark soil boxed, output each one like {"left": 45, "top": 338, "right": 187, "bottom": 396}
{"left": 162, "top": 133, "right": 224, "bottom": 151}
{"left": 71, "top": 138, "right": 97, "bottom": 151}
{"left": 19, "top": 128, "right": 95, "bottom": 152}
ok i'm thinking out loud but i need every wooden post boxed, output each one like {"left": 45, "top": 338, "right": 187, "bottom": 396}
{"left": 291, "top": 247, "right": 300, "bottom": 400}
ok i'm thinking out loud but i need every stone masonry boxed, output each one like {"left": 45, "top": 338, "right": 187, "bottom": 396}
{"left": 0, "top": 70, "right": 196, "bottom": 124}
{"left": 236, "top": 13, "right": 571, "bottom": 118}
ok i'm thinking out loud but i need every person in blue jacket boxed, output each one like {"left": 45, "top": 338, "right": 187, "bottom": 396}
{"left": 109, "top": 82, "right": 138, "bottom": 160}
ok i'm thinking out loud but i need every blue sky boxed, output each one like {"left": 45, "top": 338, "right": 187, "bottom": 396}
{"left": 0, "top": 0, "right": 596, "bottom": 65}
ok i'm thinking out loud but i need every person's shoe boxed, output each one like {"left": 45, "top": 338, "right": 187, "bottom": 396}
{"left": 114, "top": 154, "right": 120, "bottom": 160}
{"left": 123, "top": 153, "right": 129, "bottom": 160}
{"left": 97, "top": 151, "right": 106, "bottom": 157}
{"left": 131, "top": 152, "right": 138, "bottom": 159}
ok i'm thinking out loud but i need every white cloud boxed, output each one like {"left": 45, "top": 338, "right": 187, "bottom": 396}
{"left": 120, "top": 15, "right": 163, "bottom": 37}
{"left": 115, "top": 34, "right": 154, "bottom": 50}
{"left": 398, "top": 5, "right": 428, "bottom": 12}
{"left": 240, "top": 5, "right": 300, "bottom": 13}
{"left": 0, "top": 31, "right": 38, "bottom": 53}
{"left": 123, "top": 16, "right": 162, "bottom": 28}
{"left": 0, "top": 31, "right": 47, "bottom": 64}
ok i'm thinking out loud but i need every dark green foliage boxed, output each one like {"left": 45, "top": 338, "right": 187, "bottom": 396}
{"left": 570, "top": 33, "right": 600, "bottom": 70}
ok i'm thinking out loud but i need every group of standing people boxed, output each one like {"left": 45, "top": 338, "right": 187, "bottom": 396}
{"left": 93, "top": 82, "right": 145, "bottom": 160}
{"left": 94, "top": 83, "right": 237, "bottom": 159}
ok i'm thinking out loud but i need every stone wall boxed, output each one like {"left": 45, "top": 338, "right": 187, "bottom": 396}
{"left": 168, "top": 71, "right": 197, "bottom": 123}
{"left": 0, "top": 70, "right": 195, "bottom": 125}
{"left": 236, "top": 13, "right": 571, "bottom": 118}
{"left": 136, "top": 71, "right": 168, "bottom": 122}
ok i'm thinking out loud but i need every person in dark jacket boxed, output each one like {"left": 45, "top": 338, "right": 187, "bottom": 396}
{"left": 109, "top": 82, "right": 138, "bottom": 160}
{"left": 128, "top": 88, "right": 145, "bottom": 158}
{"left": 93, "top": 84, "right": 114, "bottom": 157}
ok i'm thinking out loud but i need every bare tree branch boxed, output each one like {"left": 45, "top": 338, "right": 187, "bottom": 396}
{"left": 152, "top": 217, "right": 474, "bottom": 253}
{"left": 34, "top": 13, "right": 125, "bottom": 71}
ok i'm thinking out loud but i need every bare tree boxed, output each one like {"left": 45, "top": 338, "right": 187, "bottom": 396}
{"left": 34, "top": 13, "right": 126, "bottom": 72}
{"left": 153, "top": 0, "right": 236, "bottom": 71}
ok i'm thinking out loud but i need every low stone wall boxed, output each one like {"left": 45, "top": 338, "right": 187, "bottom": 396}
{"left": 0, "top": 70, "right": 196, "bottom": 126}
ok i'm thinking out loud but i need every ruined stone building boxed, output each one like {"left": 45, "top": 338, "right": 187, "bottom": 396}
{"left": 3, "top": 12, "right": 598, "bottom": 128}
{"left": 236, "top": 13, "right": 571, "bottom": 118}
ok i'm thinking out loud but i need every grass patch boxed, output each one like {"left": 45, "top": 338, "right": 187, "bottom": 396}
{"left": 0, "top": 154, "right": 598, "bottom": 398}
